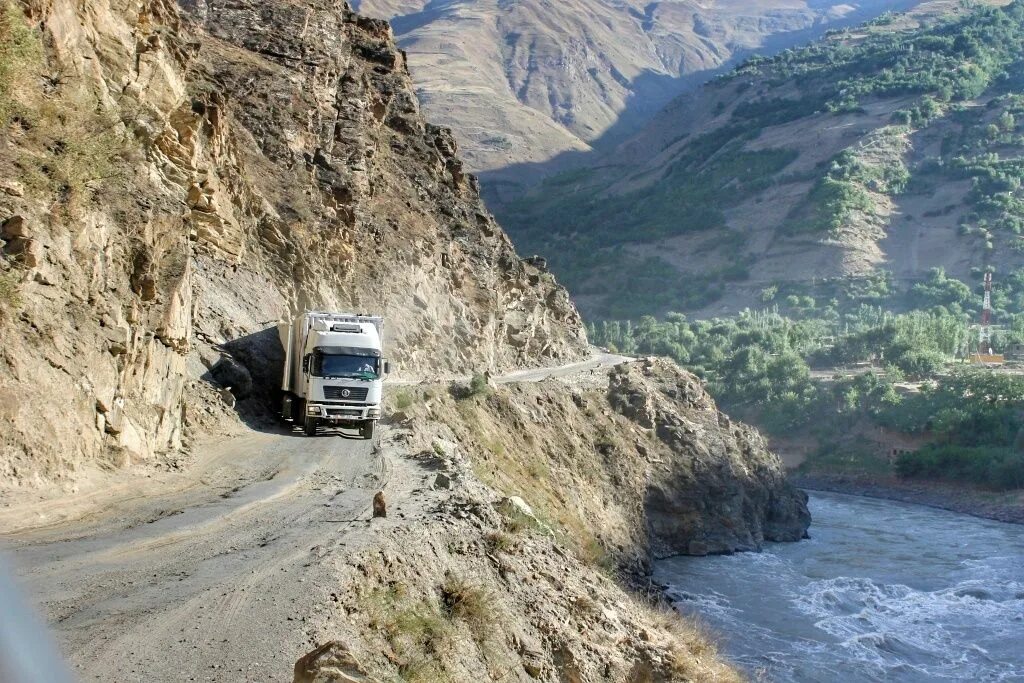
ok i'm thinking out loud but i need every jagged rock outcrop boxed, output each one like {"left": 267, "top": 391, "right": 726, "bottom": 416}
{"left": 608, "top": 358, "right": 810, "bottom": 556}
{"left": 0, "top": 0, "right": 586, "bottom": 489}
{"left": 405, "top": 357, "right": 810, "bottom": 569}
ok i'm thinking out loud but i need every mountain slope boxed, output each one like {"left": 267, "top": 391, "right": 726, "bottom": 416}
{"left": 353, "top": 0, "right": 929, "bottom": 199}
{"left": 502, "top": 0, "right": 1024, "bottom": 318}
{"left": 0, "top": 0, "right": 585, "bottom": 488}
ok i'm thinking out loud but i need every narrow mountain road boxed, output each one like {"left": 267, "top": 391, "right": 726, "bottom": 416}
{"left": 0, "top": 352, "right": 631, "bottom": 682}
{"left": 3, "top": 431, "right": 388, "bottom": 682}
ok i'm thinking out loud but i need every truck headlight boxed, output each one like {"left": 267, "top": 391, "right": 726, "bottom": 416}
{"left": 368, "top": 408, "right": 381, "bottom": 418}
{"left": 307, "top": 406, "right": 321, "bottom": 416}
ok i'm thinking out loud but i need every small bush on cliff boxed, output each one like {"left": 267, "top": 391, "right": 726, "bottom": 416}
{"left": 468, "top": 372, "right": 490, "bottom": 397}
{"left": 439, "top": 575, "right": 495, "bottom": 633}
{"left": 393, "top": 389, "right": 414, "bottom": 411}
{"left": 483, "top": 530, "right": 514, "bottom": 553}
{"left": 451, "top": 372, "right": 491, "bottom": 400}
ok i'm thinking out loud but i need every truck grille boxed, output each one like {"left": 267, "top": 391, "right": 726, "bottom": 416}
{"left": 323, "top": 386, "right": 369, "bottom": 401}
{"left": 327, "top": 408, "right": 363, "bottom": 417}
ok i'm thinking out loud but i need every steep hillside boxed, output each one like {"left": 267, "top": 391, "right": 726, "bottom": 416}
{"left": 0, "top": 0, "right": 586, "bottom": 489}
{"left": 353, "top": 0, "right": 927, "bottom": 200}
{"left": 504, "top": 0, "right": 1024, "bottom": 319}
{"left": 294, "top": 357, "right": 807, "bottom": 682}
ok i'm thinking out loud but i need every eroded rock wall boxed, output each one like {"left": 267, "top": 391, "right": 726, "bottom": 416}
{"left": 608, "top": 358, "right": 811, "bottom": 557}
{"left": 0, "top": 0, "right": 586, "bottom": 489}
{"left": 397, "top": 357, "right": 810, "bottom": 569}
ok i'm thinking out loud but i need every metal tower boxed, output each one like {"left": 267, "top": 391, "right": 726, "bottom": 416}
{"left": 980, "top": 271, "right": 993, "bottom": 355}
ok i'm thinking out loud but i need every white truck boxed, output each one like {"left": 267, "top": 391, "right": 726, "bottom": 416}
{"left": 278, "top": 312, "right": 389, "bottom": 438}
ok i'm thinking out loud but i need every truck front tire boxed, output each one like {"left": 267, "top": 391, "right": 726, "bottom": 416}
{"left": 360, "top": 421, "right": 375, "bottom": 440}
{"left": 304, "top": 416, "right": 318, "bottom": 436}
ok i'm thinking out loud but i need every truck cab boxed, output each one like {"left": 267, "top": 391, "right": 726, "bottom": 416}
{"left": 279, "top": 312, "right": 388, "bottom": 438}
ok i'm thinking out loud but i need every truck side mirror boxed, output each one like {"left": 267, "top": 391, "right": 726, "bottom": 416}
{"left": 302, "top": 354, "right": 311, "bottom": 373}
{"left": 384, "top": 360, "right": 391, "bottom": 375}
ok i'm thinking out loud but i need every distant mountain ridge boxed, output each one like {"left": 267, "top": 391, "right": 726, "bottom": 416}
{"left": 500, "top": 0, "right": 1024, "bottom": 319}
{"left": 353, "top": 0, "right": 929, "bottom": 201}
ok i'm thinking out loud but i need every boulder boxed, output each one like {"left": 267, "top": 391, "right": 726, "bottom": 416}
{"left": 1, "top": 215, "right": 29, "bottom": 239}
{"left": 293, "top": 642, "right": 375, "bottom": 683}
{"left": 497, "top": 496, "right": 536, "bottom": 521}
{"left": 210, "top": 355, "right": 253, "bottom": 398}
{"left": 0, "top": 180, "right": 24, "bottom": 197}
{"left": 219, "top": 387, "right": 237, "bottom": 408}
{"left": 3, "top": 237, "right": 43, "bottom": 268}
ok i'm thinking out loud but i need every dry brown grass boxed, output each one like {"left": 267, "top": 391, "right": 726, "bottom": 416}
{"left": 0, "top": 0, "right": 42, "bottom": 124}
{"left": 639, "top": 601, "right": 744, "bottom": 683}
{"left": 359, "top": 583, "right": 454, "bottom": 683}
{"left": 455, "top": 390, "right": 621, "bottom": 571}
{"left": 439, "top": 574, "right": 495, "bottom": 633}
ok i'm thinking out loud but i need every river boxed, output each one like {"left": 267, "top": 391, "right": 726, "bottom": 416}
{"left": 654, "top": 492, "right": 1024, "bottom": 682}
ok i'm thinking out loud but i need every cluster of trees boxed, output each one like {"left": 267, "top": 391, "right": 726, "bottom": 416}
{"left": 887, "top": 372, "right": 1024, "bottom": 490}
{"left": 588, "top": 266, "right": 1024, "bottom": 489}
{"left": 737, "top": 2, "right": 1024, "bottom": 234}
{"left": 588, "top": 306, "right": 975, "bottom": 430}
{"left": 734, "top": 1, "right": 1024, "bottom": 110}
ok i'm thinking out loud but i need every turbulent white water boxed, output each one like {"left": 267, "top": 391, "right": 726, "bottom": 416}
{"left": 654, "top": 492, "right": 1024, "bottom": 682}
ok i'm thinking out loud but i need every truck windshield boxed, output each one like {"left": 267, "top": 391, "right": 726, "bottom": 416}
{"left": 313, "top": 353, "right": 379, "bottom": 380}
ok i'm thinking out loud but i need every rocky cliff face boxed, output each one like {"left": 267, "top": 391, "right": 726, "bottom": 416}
{"left": 0, "top": 0, "right": 586, "bottom": 489}
{"left": 400, "top": 357, "right": 810, "bottom": 572}
{"left": 607, "top": 359, "right": 810, "bottom": 556}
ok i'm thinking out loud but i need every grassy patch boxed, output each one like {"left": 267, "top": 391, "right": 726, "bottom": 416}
{"left": 360, "top": 583, "right": 453, "bottom": 683}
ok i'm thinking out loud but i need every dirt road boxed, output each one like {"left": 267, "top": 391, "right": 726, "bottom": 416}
{"left": 3, "top": 428, "right": 394, "bottom": 681}
{"left": 0, "top": 352, "right": 632, "bottom": 682}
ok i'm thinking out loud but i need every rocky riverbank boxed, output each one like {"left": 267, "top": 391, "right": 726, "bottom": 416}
{"left": 792, "top": 474, "right": 1024, "bottom": 525}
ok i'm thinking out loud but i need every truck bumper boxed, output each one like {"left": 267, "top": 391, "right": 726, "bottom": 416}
{"left": 305, "top": 404, "right": 381, "bottom": 424}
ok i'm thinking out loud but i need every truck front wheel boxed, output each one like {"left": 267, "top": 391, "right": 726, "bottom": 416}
{"left": 360, "top": 421, "right": 375, "bottom": 440}
{"left": 304, "top": 416, "right": 318, "bottom": 436}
